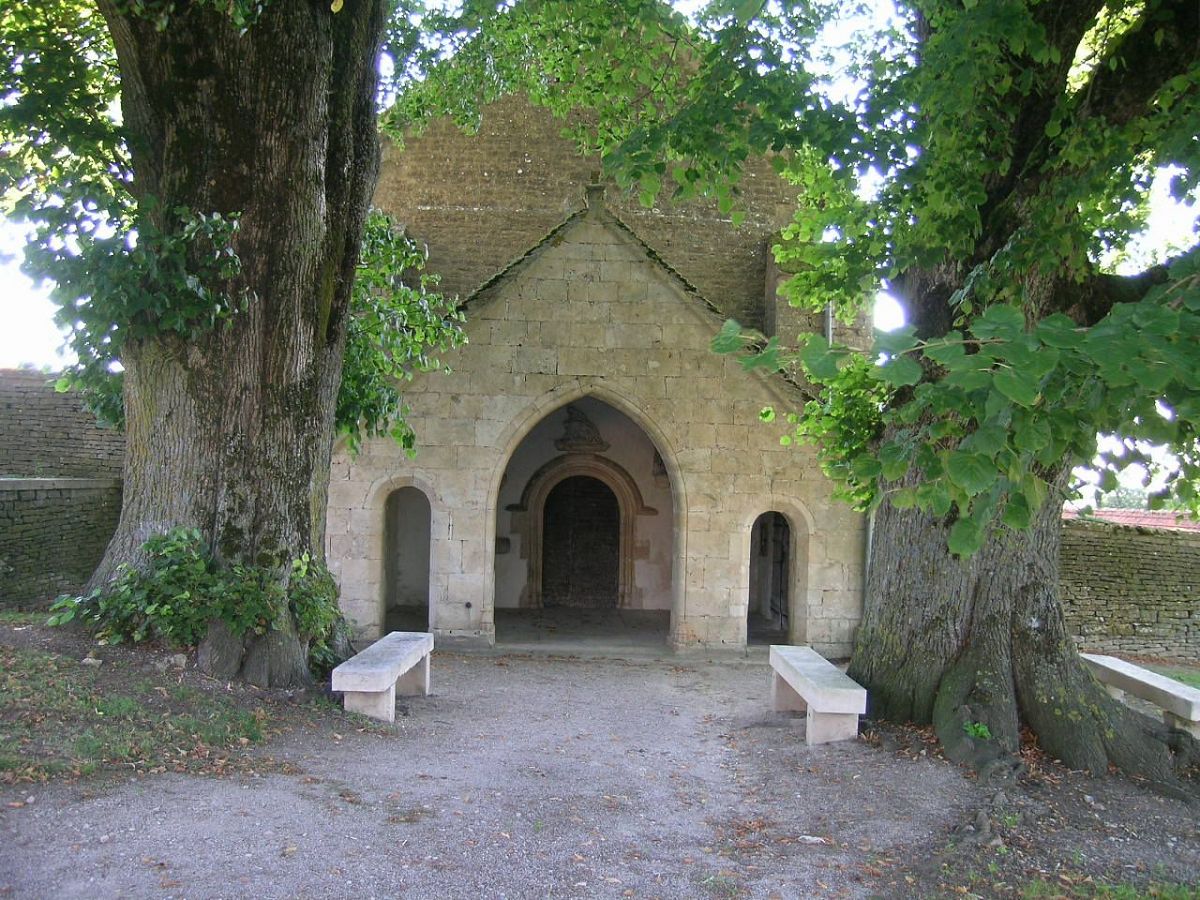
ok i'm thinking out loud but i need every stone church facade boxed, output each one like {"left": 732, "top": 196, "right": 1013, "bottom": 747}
{"left": 324, "top": 97, "right": 867, "bottom": 657}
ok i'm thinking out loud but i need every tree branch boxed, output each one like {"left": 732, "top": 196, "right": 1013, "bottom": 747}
{"left": 1063, "top": 244, "right": 1199, "bottom": 326}
{"left": 1072, "top": 0, "right": 1200, "bottom": 131}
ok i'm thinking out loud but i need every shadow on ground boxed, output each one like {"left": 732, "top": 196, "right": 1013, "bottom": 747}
{"left": 1, "top": 621, "right": 1197, "bottom": 898}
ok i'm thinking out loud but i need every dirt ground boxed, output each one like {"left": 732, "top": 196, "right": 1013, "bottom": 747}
{"left": 1, "top": 632, "right": 1198, "bottom": 898}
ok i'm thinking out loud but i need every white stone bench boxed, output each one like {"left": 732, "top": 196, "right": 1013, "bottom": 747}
{"left": 769, "top": 645, "right": 867, "bottom": 745}
{"left": 331, "top": 631, "right": 433, "bottom": 723}
{"left": 1081, "top": 653, "right": 1200, "bottom": 739}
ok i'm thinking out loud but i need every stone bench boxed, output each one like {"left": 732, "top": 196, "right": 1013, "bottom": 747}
{"left": 769, "top": 645, "right": 867, "bottom": 745}
{"left": 1081, "top": 653, "right": 1200, "bottom": 739}
{"left": 331, "top": 631, "right": 433, "bottom": 723}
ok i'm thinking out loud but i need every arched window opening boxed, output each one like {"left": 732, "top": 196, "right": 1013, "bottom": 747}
{"left": 383, "top": 486, "right": 431, "bottom": 632}
{"left": 748, "top": 511, "right": 791, "bottom": 645}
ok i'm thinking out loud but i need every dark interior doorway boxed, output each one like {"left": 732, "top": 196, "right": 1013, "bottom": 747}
{"left": 542, "top": 475, "right": 619, "bottom": 608}
{"left": 748, "top": 511, "right": 790, "bottom": 645}
{"left": 384, "top": 486, "right": 431, "bottom": 632}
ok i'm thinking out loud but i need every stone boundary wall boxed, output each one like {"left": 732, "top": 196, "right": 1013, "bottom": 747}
{"left": 0, "top": 478, "right": 122, "bottom": 607}
{"left": 0, "top": 369, "right": 124, "bottom": 477}
{"left": 1061, "top": 519, "right": 1199, "bottom": 661}
{"left": 1, "top": 370, "right": 126, "bottom": 607}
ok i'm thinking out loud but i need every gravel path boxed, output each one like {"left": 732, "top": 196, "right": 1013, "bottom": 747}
{"left": 0, "top": 652, "right": 974, "bottom": 899}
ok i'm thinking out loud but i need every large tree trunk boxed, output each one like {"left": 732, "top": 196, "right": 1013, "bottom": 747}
{"left": 849, "top": 457, "right": 1197, "bottom": 792}
{"left": 89, "top": 1, "right": 387, "bottom": 686}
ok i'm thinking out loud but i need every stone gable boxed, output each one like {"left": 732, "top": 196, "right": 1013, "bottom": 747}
{"left": 374, "top": 94, "right": 803, "bottom": 330}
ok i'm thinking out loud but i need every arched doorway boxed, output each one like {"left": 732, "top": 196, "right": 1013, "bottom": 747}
{"left": 542, "top": 475, "right": 620, "bottom": 608}
{"left": 492, "top": 396, "right": 674, "bottom": 648}
{"left": 747, "top": 511, "right": 791, "bottom": 645}
{"left": 383, "top": 486, "right": 431, "bottom": 632}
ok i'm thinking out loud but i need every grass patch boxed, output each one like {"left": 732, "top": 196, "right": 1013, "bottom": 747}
{"left": 1022, "top": 879, "right": 1200, "bottom": 899}
{"left": 0, "top": 611, "right": 46, "bottom": 627}
{"left": 1146, "top": 664, "right": 1200, "bottom": 691}
{"left": 0, "top": 643, "right": 271, "bottom": 782}
{"left": 1166, "top": 670, "right": 1200, "bottom": 691}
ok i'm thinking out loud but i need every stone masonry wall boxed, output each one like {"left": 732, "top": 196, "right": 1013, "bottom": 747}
{"left": 0, "top": 479, "right": 122, "bottom": 607}
{"left": 327, "top": 202, "right": 867, "bottom": 656}
{"left": 1061, "top": 519, "right": 1199, "bottom": 661}
{"left": 376, "top": 95, "right": 800, "bottom": 329}
{"left": 0, "top": 369, "right": 124, "bottom": 607}
{"left": 0, "top": 369, "right": 124, "bottom": 477}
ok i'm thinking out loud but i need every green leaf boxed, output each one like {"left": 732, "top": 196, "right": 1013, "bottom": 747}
{"left": 946, "top": 451, "right": 997, "bottom": 495}
{"left": 1020, "top": 474, "right": 1048, "bottom": 512}
{"left": 972, "top": 305, "right": 1025, "bottom": 341}
{"left": 711, "top": 319, "right": 744, "bottom": 354}
{"left": 944, "top": 369, "right": 993, "bottom": 391}
{"left": 879, "top": 442, "right": 909, "bottom": 481}
{"left": 992, "top": 370, "right": 1039, "bottom": 407}
{"left": 734, "top": 0, "right": 762, "bottom": 24}
{"left": 876, "top": 354, "right": 923, "bottom": 386}
{"left": 923, "top": 333, "right": 966, "bottom": 365}
{"left": 948, "top": 517, "right": 985, "bottom": 556}
{"left": 960, "top": 423, "right": 1006, "bottom": 456}
{"left": 1012, "top": 416, "right": 1051, "bottom": 452}
{"left": 800, "top": 336, "right": 842, "bottom": 380}
{"left": 918, "top": 481, "right": 953, "bottom": 517}
{"left": 851, "top": 455, "right": 882, "bottom": 480}
{"left": 875, "top": 325, "right": 919, "bottom": 356}
{"left": 1001, "top": 493, "right": 1032, "bottom": 530}
{"left": 1036, "top": 314, "right": 1084, "bottom": 349}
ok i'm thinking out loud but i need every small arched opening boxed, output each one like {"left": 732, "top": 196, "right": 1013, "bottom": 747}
{"left": 383, "top": 486, "right": 432, "bottom": 632}
{"left": 747, "top": 511, "right": 792, "bottom": 645}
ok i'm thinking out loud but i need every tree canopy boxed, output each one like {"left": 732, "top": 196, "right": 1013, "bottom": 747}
{"left": 400, "top": 0, "right": 1199, "bottom": 552}
{"left": 1, "top": 1, "right": 462, "bottom": 447}
{"left": 12, "top": 0, "right": 1195, "bottom": 525}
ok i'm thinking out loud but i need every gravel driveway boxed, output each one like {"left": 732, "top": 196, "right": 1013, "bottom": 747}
{"left": 0, "top": 652, "right": 974, "bottom": 899}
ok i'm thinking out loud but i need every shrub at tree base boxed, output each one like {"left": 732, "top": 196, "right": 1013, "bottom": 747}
{"left": 47, "top": 528, "right": 346, "bottom": 677}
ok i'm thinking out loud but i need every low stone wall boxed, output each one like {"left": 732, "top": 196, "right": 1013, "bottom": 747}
{"left": 1061, "top": 519, "right": 1199, "bottom": 661}
{"left": 0, "top": 478, "right": 121, "bottom": 608}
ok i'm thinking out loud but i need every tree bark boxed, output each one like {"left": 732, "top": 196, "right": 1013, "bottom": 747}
{"left": 850, "top": 459, "right": 1197, "bottom": 793}
{"left": 89, "top": 0, "right": 386, "bottom": 686}
{"left": 846, "top": 0, "right": 1200, "bottom": 789}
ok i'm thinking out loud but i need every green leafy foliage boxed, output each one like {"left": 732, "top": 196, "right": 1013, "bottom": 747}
{"left": 0, "top": 3, "right": 127, "bottom": 226}
{"left": 1, "top": 2, "right": 255, "bottom": 424}
{"left": 963, "top": 721, "right": 992, "bottom": 741}
{"left": 788, "top": 349, "right": 894, "bottom": 510}
{"left": 336, "top": 209, "right": 465, "bottom": 455}
{"left": 5, "top": 0, "right": 1200, "bottom": 566}
{"left": 47, "top": 528, "right": 343, "bottom": 672}
{"left": 42, "top": 203, "right": 248, "bottom": 425}
{"left": 690, "top": 1, "right": 1200, "bottom": 555}
{"left": 385, "top": 0, "right": 846, "bottom": 214}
